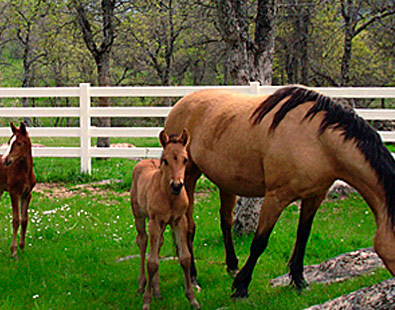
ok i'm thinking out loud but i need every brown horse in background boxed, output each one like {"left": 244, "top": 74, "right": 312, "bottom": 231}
{"left": 131, "top": 129, "right": 200, "bottom": 310}
{"left": 164, "top": 86, "right": 395, "bottom": 298}
{"left": 0, "top": 122, "right": 36, "bottom": 257}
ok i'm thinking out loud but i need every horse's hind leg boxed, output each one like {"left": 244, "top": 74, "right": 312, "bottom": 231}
{"left": 219, "top": 190, "right": 238, "bottom": 276}
{"left": 184, "top": 161, "right": 202, "bottom": 287}
{"left": 288, "top": 194, "right": 325, "bottom": 292}
{"left": 9, "top": 192, "right": 21, "bottom": 258}
{"left": 143, "top": 219, "right": 161, "bottom": 310}
{"left": 19, "top": 192, "right": 32, "bottom": 251}
{"left": 172, "top": 215, "right": 200, "bottom": 309}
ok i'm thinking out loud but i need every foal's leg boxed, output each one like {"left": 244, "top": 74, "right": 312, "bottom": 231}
{"left": 143, "top": 219, "right": 161, "bottom": 310}
{"left": 219, "top": 190, "right": 238, "bottom": 276}
{"left": 151, "top": 234, "right": 164, "bottom": 299}
{"left": 19, "top": 192, "right": 32, "bottom": 251}
{"left": 172, "top": 216, "right": 200, "bottom": 309}
{"left": 288, "top": 195, "right": 325, "bottom": 292}
{"left": 9, "top": 192, "right": 21, "bottom": 258}
{"left": 232, "top": 190, "right": 292, "bottom": 298}
{"left": 134, "top": 211, "right": 148, "bottom": 294}
{"left": 184, "top": 161, "right": 202, "bottom": 287}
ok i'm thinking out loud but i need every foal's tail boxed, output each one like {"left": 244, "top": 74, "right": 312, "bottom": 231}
{"left": 251, "top": 86, "right": 395, "bottom": 226}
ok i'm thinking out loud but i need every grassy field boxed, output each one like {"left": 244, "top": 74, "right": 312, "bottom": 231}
{"left": 0, "top": 156, "right": 391, "bottom": 310}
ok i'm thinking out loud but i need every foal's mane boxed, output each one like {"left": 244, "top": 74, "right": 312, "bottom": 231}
{"left": 251, "top": 86, "right": 395, "bottom": 226}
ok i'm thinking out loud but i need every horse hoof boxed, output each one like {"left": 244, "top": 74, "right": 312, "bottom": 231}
{"left": 231, "top": 282, "right": 249, "bottom": 299}
{"left": 191, "top": 299, "right": 200, "bottom": 309}
{"left": 231, "top": 290, "right": 249, "bottom": 299}
{"left": 142, "top": 304, "right": 150, "bottom": 310}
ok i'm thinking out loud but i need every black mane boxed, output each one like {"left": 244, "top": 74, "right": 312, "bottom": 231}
{"left": 251, "top": 86, "right": 395, "bottom": 226}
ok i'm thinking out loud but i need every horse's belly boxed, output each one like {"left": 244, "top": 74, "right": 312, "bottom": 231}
{"left": 193, "top": 149, "right": 266, "bottom": 197}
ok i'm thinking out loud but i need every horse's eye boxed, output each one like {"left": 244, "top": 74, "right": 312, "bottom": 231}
{"left": 183, "top": 158, "right": 188, "bottom": 164}
{"left": 16, "top": 142, "right": 22, "bottom": 146}
{"left": 163, "top": 159, "right": 168, "bottom": 166}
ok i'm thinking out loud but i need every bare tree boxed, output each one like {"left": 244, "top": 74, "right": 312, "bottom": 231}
{"left": 71, "top": 0, "right": 117, "bottom": 147}
{"left": 215, "top": 0, "right": 277, "bottom": 85}
{"left": 340, "top": 0, "right": 395, "bottom": 86}
{"left": 282, "top": 1, "right": 315, "bottom": 85}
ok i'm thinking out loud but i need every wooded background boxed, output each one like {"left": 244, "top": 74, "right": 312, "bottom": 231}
{"left": 1, "top": 0, "right": 393, "bottom": 88}
{"left": 0, "top": 0, "right": 394, "bottom": 146}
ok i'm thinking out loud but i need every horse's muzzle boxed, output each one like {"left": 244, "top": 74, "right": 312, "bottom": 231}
{"left": 170, "top": 180, "right": 184, "bottom": 196}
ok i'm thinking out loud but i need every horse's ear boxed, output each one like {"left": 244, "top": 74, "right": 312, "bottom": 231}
{"left": 180, "top": 129, "right": 190, "bottom": 147}
{"left": 19, "top": 122, "right": 27, "bottom": 135}
{"left": 10, "top": 122, "right": 17, "bottom": 134}
{"left": 159, "top": 130, "right": 169, "bottom": 148}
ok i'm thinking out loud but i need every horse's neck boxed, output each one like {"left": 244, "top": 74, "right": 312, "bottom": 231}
{"left": 17, "top": 153, "right": 34, "bottom": 175}
{"left": 341, "top": 160, "right": 386, "bottom": 225}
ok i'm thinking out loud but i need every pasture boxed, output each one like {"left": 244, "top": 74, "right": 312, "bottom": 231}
{"left": 0, "top": 154, "right": 391, "bottom": 310}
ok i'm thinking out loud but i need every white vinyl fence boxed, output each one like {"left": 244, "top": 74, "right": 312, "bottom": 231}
{"left": 0, "top": 82, "right": 394, "bottom": 173}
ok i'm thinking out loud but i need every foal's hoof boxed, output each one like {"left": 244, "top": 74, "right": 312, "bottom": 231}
{"left": 191, "top": 299, "right": 201, "bottom": 309}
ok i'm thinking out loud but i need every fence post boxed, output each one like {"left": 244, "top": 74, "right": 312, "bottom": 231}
{"left": 249, "top": 81, "right": 260, "bottom": 94}
{"left": 80, "top": 83, "right": 91, "bottom": 174}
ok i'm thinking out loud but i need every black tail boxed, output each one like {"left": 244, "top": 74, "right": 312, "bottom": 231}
{"left": 251, "top": 86, "right": 395, "bottom": 226}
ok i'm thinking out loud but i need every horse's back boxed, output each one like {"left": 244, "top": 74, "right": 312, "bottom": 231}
{"left": 165, "top": 90, "right": 269, "bottom": 196}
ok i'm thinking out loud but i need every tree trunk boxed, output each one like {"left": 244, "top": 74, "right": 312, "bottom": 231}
{"left": 96, "top": 56, "right": 111, "bottom": 147}
{"left": 215, "top": 0, "right": 277, "bottom": 234}
{"left": 73, "top": 0, "right": 116, "bottom": 148}
{"left": 216, "top": 0, "right": 277, "bottom": 85}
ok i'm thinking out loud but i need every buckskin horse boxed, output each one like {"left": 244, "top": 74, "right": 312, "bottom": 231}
{"left": 0, "top": 122, "right": 36, "bottom": 258}
{"left": 131, "top": 129, "right": 200, "bottom": 310}
{"left": 163, "top": 86, "right": 395, "bottom": 298}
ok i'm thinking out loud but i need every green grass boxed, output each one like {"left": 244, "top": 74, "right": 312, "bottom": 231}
{"left": 0, "top": 156, "right": 391, "bottom": 309}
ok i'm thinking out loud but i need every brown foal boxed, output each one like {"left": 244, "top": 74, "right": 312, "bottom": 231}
{"left": 131, "top": 129, "right": 200, "bottom": 310}
{"left": 0, "top": 122, "right": 36, "bottom": 258}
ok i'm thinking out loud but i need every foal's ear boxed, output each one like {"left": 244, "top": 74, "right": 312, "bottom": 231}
{"left": 180, "top": 129, "right": 190, "bottom": 147}
{"left": 159, "top": 130, "right": 169, "bottom": 148}
{"left": 19, "top": 122, "right": 27, "bottom": 135}
{"left": 10, "top": 122, "right": 17, "bottom": 134}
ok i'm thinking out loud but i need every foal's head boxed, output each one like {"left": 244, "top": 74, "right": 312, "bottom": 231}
{"left": 159, "top": 129, "right": 189, "bottom": 196}
{"left": 1, "top": 122, "right": 32, "bottom": 167}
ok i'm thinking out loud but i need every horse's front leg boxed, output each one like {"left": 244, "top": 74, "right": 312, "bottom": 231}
{"left": 143, "top": 219, "right": 161, "bottom": 310}
{"left": 19, "top": 192, "right": 32, "bottom": 251}
{"left": 9, "top": 191, "right": 21, "bottom": 258}
{"left": 232, "top": 191, "right": 291, "bottom": 298}
{"left": 133, "top": 209, "right": 148, "bottom": 294}
{"left": 219, "top": 190, "right": 238, "bottom": 276}
{"left": 184, "top": 161, "right": 202, "bottom": 288}
{"left": 172, "top": 215, "right": 200, "bottom": 309}
{"left": 288, "top": 195, "right": 325, "bottom": 292}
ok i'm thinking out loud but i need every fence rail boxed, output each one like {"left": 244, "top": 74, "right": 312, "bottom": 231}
{"left": 0, "top": 82, "right": 394, "bottom": 173}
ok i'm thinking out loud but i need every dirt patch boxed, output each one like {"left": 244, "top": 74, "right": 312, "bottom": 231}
{"left": 34, "top": 180, "right": 129, "bottom": 199}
